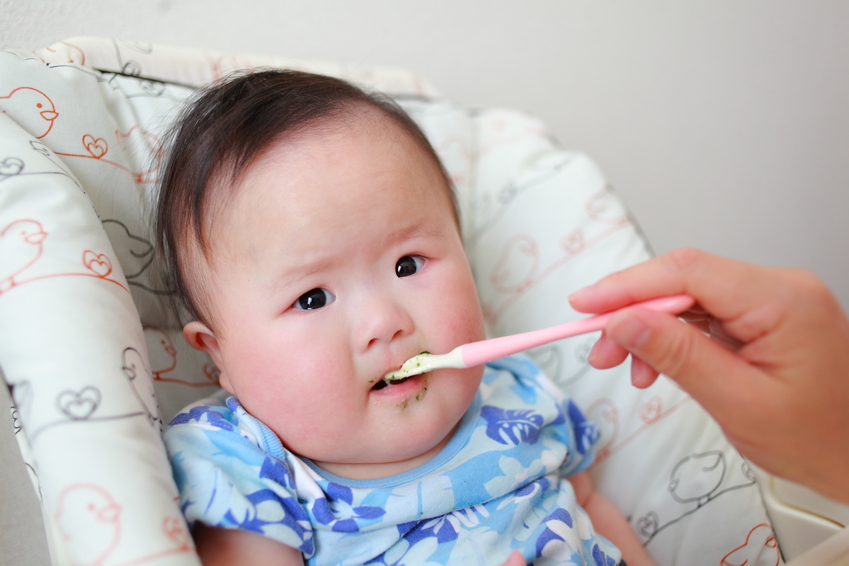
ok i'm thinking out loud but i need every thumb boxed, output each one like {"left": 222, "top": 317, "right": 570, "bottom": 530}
{"left": 501, "top": 551, "right": 526, "bottom": 566}
{"left": 604, "top": 307, "right": 760, "bottom": 415}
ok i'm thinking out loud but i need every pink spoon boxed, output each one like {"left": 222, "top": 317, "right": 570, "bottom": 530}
{"left": 383, "top": 294, "right": 695, "bottom": 382}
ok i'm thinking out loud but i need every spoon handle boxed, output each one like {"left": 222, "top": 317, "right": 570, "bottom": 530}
{"left": 458, "top": 294, "right": 695, "bottom": 369}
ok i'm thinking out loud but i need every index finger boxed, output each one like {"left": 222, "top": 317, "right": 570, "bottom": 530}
{"left": 569, "top": 248, "right": 784, "bottom": 328}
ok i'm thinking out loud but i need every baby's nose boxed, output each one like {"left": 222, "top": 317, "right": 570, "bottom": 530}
{"left": 356, "top": 296, "right": 415, "bottom": 351}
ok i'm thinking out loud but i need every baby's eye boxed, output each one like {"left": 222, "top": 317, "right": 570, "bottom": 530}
{"left": 293, "top": 288, "right": 336, "bottom": 310}
{"left": 396, "top": 255, "right": 425, "bottom": 278}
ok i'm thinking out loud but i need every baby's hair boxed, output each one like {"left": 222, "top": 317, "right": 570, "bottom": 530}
{"left": 156, "top": 69, "right": 457, "bottom": 329}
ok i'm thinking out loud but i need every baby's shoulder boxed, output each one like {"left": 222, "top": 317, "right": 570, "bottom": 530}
{"left": 166, "top": 389, "right": 231, "bottom": 427}
{"left": 164, "top": 391, "right": 284, "bottom": 458}
{"left": 483, "top": 353, "right": 566, "bottom": 404}
{"left": 482, "top": 354, "right": 599, "bottom": 453}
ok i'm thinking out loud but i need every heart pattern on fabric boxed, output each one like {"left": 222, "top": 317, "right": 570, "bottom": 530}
{"left": 560, "top": 228, "right": 585, "bottom": 255}
{"left": 140, "top": 80, "right": 166, "bottom": 97}
{"left": 83, "top": 250, "right": 113, "bottom": 277}
{"left": 720, "top": 524, "right": 779, "bottom": 566}
{"left": 29, "top": 140, "right": 51, "bottom": 156}
{"left": 163, "top": 516, "right": 191, "bottom": 549}
{"left": 0, "top": 157, "right": 24, "bottom": 177}
{"left": 57, "top": 386, "right": 102, "bottom": 420}
{"left": 640, "top": 397, "right": 663, "bottom": 424}
{"left": 637, "top": 511, "right": 659, "bottom": 537}
{"left": 82, "top": 134, "right": 108, "bottom": 159}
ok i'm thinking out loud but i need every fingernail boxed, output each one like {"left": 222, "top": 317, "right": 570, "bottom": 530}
{"left": 586, "top": 339, "right": 604, "bottom": 365}
{"left": 610, "top": 317, "right": 650, "bottom": 349}
{"left": 568, "top": 286, "right": 592, "bottom": 304}
{"left": 630, "top": 357, "right": 658, "bottom": 388}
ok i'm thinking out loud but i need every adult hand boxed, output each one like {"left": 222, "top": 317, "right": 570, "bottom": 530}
{"left": 569, "top": 248, "right": 849, "bottom": 503}
{"left": 499, "top": 551, "right": 526, "bottom": 566}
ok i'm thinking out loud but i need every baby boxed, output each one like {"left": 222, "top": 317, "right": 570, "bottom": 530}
{"left": 158, "top": 69, "right": 655, "bottom": 566}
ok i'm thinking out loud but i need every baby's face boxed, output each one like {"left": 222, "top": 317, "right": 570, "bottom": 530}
{"left": 191, "top": 113, "right": 486, "bottom": 479}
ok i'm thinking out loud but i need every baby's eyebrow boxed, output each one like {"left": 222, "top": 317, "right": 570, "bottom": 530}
{"left": 388, "top": 222, "right": 447, "bottom": 243}
{"left": 266, "top": 255, "right": 338, "bottom": 292}
{"left": 262, "top": 220, "right": 448, "bottom": 295}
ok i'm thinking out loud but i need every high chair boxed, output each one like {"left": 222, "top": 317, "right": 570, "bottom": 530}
{"left": 0, "top": 37, "right": 845, "bottom": 566}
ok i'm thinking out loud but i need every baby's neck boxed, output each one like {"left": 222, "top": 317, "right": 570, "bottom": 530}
{"left": 310, "top": 422, "right": 460, "bottom": 481}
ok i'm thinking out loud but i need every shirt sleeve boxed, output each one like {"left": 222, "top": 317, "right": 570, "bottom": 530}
{"left": 558, "top": 397, "right": 601, "bottom": 476}
{"left": 486, "top": 355, "right": 601, "bottom": 477}
{"left": 163, "top": 401, "right": 315, "bottom": 557}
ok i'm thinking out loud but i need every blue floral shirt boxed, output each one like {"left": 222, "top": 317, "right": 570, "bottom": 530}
{"left": 163, "top": 355, "right": 621, "bottom": 566}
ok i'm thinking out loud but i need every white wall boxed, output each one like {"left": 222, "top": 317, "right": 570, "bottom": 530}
{"left": 2, "top": 0, "right": 847, "bottom": 309}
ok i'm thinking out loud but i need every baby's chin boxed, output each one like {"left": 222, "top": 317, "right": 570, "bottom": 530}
{"left": 309, "top": 418, "right": 463, "bottom": 481}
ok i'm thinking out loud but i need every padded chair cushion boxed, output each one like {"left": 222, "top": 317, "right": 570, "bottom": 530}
{"left": 0, "top": 37, "right": 780, "bottom": 565}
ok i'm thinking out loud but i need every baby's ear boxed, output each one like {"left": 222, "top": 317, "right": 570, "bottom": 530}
{"left": 183, "top": 321, "right": 233, "bottom": 393}
{"left": 183, "top": 321, "right": 220, "bottom": 357}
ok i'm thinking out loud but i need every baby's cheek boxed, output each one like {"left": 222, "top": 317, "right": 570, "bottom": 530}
{"left": 449, "top": 298, "right": 486, "bottom": 344}
{"left": 432, "top": 288, "right": 484, "bottom": 341}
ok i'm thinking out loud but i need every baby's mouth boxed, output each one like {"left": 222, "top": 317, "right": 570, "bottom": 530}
{"left": 371, "top": 376, "right": 412, "bottom": 391}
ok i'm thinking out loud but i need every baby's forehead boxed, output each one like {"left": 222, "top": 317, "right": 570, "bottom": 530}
{"left": 212, "top": 113, "right": 444, "bottom": 218}
{"left": 194, "top": 105, "right": 458, "bottom": 260}
{"left": 231, "top": 110, "right": 450, "bottom": 204}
